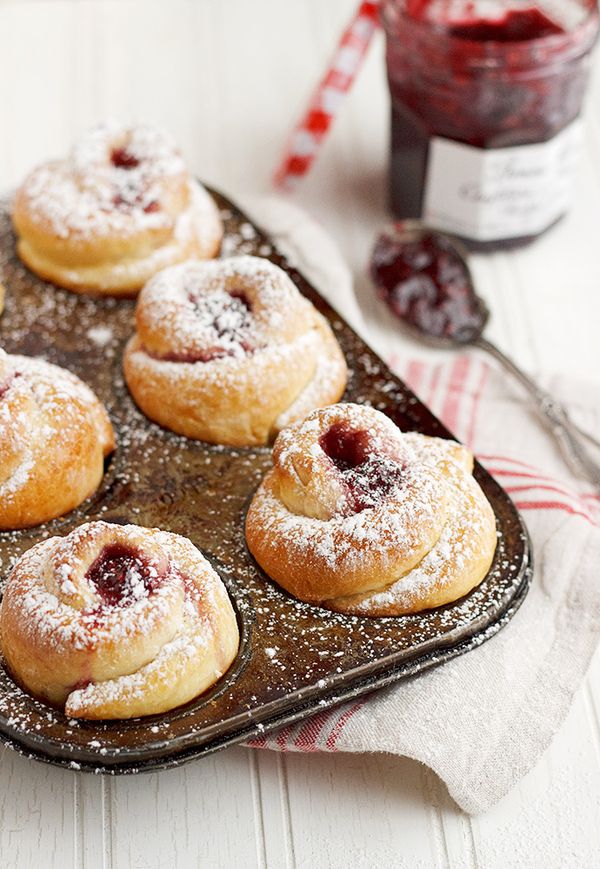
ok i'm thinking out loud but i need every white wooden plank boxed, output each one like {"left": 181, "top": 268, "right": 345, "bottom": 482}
{"left": 0, "top": 3, "right": 76, "bottom": 188}
{"left": 0, "top": 748, "right": 77, "bottom": 869}
{"left": 420, "top": 767, "right": 477, "bottom": 869}
{"left": 284, "top": 750, "right": 447, "bottom": 869}
{"left": 253, "top": 751, "right": 296, "bottom": 869}
{"left": 581, "top": 645, "right": 600, "bottom": 759}
{"left": 74, "top": 775, "right": 111, "bottom": 869}
{"left": 109, "top": 748, "right": 261, "bottom": 869}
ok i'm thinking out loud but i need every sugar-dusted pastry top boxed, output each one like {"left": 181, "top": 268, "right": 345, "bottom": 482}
{"left": 124, "top": 256, "right": 348, "bottom": 446}
{"left": 246, "top": 403, "right": 497, "bottom": 615}
{"left": 0, "top": 349, "right": 115, "bottom": 529}
{"left": 0, "top": 521, "right": 239, "bottom": 719}
{"left": 12, "top": 122, "right": 223, "bottom": 295}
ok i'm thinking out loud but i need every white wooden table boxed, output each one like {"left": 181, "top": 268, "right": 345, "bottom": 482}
{"left": 0, "top": 1, "right": 599, "bottom": 866}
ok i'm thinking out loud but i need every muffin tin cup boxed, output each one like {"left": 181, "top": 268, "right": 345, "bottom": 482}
{"left": 0, "top": 189, "right": 532, "bottom": 773}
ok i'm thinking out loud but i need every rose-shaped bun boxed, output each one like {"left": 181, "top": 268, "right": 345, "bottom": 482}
{"left": 12, "top": 122, "right": 222, "bottom": 296}
{"left": 0, "top": 522, "right": 239, "bottom": 719}
{"left": 0, "top": 350, "right": 115, "bottom": 530}
{"left": 124, "top": 256, "right": 348, "bottom": 445}
{"left": 246, "top": 403, "right": 497, "bottom": 615}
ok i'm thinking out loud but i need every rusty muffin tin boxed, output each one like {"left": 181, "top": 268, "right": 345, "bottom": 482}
{"left": 0, "top": 189, "right": 532, "bottom": 773}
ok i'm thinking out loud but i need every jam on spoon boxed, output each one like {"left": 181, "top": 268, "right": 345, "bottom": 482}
{"left": 370, "top": 221, "right": 600, "bottom": 490}
{"left": 371, "top": 222, "right": 488, "bottom": 343}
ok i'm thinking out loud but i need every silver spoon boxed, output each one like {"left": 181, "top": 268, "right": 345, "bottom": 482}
{"left": 371, "top": 221, "right": 600, "bottom": 490}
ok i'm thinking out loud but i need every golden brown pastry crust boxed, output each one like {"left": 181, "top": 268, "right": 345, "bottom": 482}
{"left": 0, "top": 521, "right": 239, "bottom": 719}
{"left": 12, "top": 122, "right": 222, "bottom": 296}
{"left": 123, "top": 256, "right": 348, "bottom": 446}
{"left": 0, "top": 350, "right": 115, "bottom": 530}
{"left": 245, "top": 403, "right": 497, "bottom": 615}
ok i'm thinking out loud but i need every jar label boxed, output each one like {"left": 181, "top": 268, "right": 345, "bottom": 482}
{"left": 422, "top": 120, "right": 583, "bottom": 242}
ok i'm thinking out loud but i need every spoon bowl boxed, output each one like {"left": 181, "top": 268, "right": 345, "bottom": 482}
{"left": 371, "top": 221, "right": 490, "bottom": 348}
{"left": 370, "top": 220, "right": 600, "bottom": 488}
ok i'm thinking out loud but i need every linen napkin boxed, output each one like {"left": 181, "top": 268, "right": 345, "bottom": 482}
{"left": 241, "top": 197, "right": 600, "bottom": 815}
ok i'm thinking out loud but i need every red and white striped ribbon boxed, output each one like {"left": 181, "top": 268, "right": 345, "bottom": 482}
{"left": 273, "top": 1, "right": 380, "bottom": 191}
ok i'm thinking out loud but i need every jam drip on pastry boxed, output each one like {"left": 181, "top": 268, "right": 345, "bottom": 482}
{"left": 0, "top": 370, "right": 21, "bottom": 399}
{"left": 320, "top": 421, "right": 405, "bottom": 513}
{"left": 12, "top": 122, "right": 224, "bottom": 296}
{"left": 85, "top": 544, "right": 164, "bottom": 608}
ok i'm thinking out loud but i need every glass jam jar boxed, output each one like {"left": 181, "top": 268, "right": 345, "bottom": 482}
{"left": 381, "top": 0, "right": 600, "bottom": 249}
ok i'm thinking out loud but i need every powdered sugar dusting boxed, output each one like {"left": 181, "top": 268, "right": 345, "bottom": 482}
{"left": 19, "top": 122, "right": 185, "bottom": 239}
{"left": 0, "top": 351, "right": 113, "bottom": 509}
{"left": 2, "top": 521, "right": 237, "bottom": 718}
{"left": 68, "top": 600, "right": 212, "bottom": 714}
{"left": 330, "top": 434, "right": 497, "bottom": 614}
{"left": 136, "top": 255, "right": 306, "bottom": 361}
{"left": 87, "top": 325, "right": 113, "bottom": 348}
{"left": 0, "top": 191, "right": 528, "bottom": 771}
{"left": 248, "top": 405, "right": 497, "bottom": 611}
{"left": 127, "top": 255, "right": 347, "bottom": 440}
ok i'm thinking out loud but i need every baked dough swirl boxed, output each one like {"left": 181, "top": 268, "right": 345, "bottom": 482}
{"left": 0, "top": 521, "right": 239, "bottom": 719}
{"left": 12, "top": 122, "right": 223, "bottom": 296}
{"left": 0, "top": 350, "right": 115, "bottom": 530}
{"left": 123, "top": 256, "right": 348, "bottom": 445}
{"left": 245, "top": 403, "right": 497, "bottom": 615}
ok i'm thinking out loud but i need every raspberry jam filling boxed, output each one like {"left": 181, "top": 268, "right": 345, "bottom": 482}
{"left": 320, "top": 422, "right": 405, "bottom": 512}
{"left": 404, "top": 0, "right": 565, "bottom": 40}
{"left": 383, "top": 0, "right": 599, "bottom": 248}
{"left": 0, "top": 371, "right": 21, "bottom": 399}
{"left": 447, "top": 7, "right": 565, "bottom": 41}
{"left": 110, "top": 147, "right": 140, "bottom": 170}
{"left": 84, "top": 544, "right": 163, "bottom": 608}
{"left": 112, "top": 192, "right": 160, "bottom": 214}
{"left": 320, "top": 422, "right": 372, "bottom": 471}
{"left": 109, "top": 146, "right": 162, "bottom": 214}
{"left": 159, "top": 289, "right": 254, "bottom": 363}
{"left": 371, "top": 228, "right": 486, "bottom": 341}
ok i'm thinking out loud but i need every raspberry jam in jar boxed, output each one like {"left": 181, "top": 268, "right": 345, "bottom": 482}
{"left": 381, "top": 0, "right": 600, "bottom": 248}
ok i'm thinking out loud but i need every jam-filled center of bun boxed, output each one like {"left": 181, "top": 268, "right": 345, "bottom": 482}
{"left": 163, "top": 288, "right": 254, "bottom": 363}
{"left": 110, "top": 147, "right": 140, "bottom": 170}
{"left": 319, "top": 422, "right": 371, "bottom": 471}
{"left": 319, "top": 421, "right": 405, "bottom": 512}
{"left": 109, "top": 146, "right": 161, "bottom": 213}
{"left": 85, "top": 544, "right": 162, "bottom": 608}
{"left": 189, "top": 288, "right": 251, "bottom": 332}
{"left": 0, "top": 371, "right": 21, "bottom": 400}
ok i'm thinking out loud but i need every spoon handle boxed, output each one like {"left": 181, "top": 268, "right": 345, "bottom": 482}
{"left": 475, "top": 336, "right": 600, "bottom": 491}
